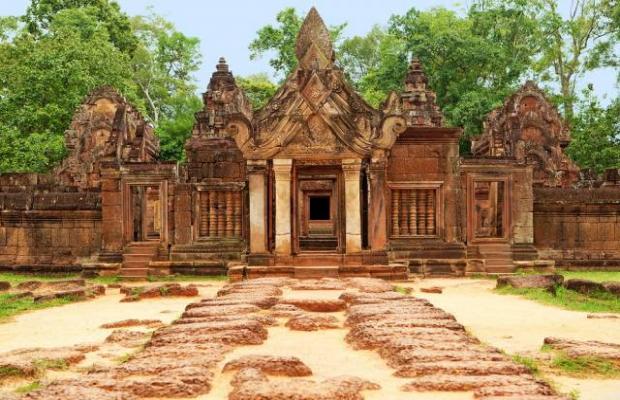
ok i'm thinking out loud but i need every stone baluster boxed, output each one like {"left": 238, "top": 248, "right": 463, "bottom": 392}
{"left": 225, "top": 191, "right": 234, "bottom": 237}
{"left": 417, "top": 189, "right": 426, "bottom": 234}
{"left": 217, "top": 191, "right": 225, "bottom": 236}
{"left": 392, "top": 189, "right": 400, "bottom": 236}
{"left": 233, "top": 191, "right": 242, "bottom": 237}
{"left": 400, "top": 190, "right": 409, "bottom": 235}
{"left": 208, "top": 190, "right": 217, "bottom": 237}
{"left": 426, "top": 189, "right": 435, "bottom": 235}
{"left": 409, "top": 189, "right": 417, "bottom": 235}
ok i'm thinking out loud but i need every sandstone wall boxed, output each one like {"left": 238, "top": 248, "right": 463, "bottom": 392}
{"left": 534, "top": 187, "right": 620, "bottom": 268}
{"left": 0, "top": 174, "right": 101, "bottom": 271}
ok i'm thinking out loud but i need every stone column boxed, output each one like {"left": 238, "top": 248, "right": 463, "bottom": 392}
{"left": 247, "top": 160, "right": 267, "bottom": 254}
{"left": 367, "top": 158, "right": 387, "bottom": 251}
{"left": 342, "top": 158, "right": 362, "bottom": 253}
{"left": 273, "top": 159, "right": 293, "bottom": 255}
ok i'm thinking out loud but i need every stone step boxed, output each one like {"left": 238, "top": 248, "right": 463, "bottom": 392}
{"left": 294, "top": 266, "right": 339, "bottom": 279}
{"left": 122, "top": 261, "right": 149, "bottom": 269}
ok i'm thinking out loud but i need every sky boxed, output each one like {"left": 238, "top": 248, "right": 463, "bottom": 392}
{"left": 1, "top": 0, "right": 618, "bottom": 102}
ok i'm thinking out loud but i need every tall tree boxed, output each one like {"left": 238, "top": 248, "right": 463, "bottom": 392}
{"left": 249, "top": 7, "right": 346, "bottom": 80}
{"left": 22, "top": 0, "right": 137, "bottom": 54}
{"left": 0, "top": 8, "right": 137, "bottom": 172}
{"left": 567, "top": 89, "right": 620, "bottom": 172}
{"left": 534, "top": 0, "right": 619, "bottom": 121}
{"left": 131, "top": 12, "right": 201, "bottom": 127}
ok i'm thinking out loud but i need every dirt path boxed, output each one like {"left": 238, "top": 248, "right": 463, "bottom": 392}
{"left": 0, "top": 283, "right": 223, "bottom": 352}
{"left": 1, "top": 278, "right": 619, "bottom": 400}
{"left": 409, "top": 278, "right": 620, "bottom": 400}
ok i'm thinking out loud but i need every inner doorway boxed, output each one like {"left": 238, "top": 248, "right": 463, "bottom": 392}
{"left": 295, "top": 167, "right": 342, "bottom": 252}
{"left": 129, "top": 185, "right": 162, "bottom": 242}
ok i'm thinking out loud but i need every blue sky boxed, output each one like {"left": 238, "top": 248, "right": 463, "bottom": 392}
{"left": 2, "top": 0, "right": 618, "bottom": 102}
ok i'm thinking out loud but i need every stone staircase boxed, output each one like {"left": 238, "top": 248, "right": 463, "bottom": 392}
{"left": 475, "top": 242, "right": 514, "bottom": 273}
{"left": 119, "top": 242, "right": 161, "bottom": 280}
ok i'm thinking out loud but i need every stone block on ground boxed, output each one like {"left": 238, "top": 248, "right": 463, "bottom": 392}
{"left": 223, "top": 355, "right": 313, "bottom": 376}
{"left": 496, "top": 274, "right": 564, "bottom": 289}
{"left": 285, "top": 314, "right": 340, "bottom": 331}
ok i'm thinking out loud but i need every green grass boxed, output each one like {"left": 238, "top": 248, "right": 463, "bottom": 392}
{"left": 0, "top": 272, "right": 79, "bottom": 284}
{"left": 557, "top": 270, "right": 620, "bottom": 283}
{"left": 550, "top": 353, "right": 620, "bottom": 377}
{"left": 14, "top": 381, "right": 41, "bottom": 394}
{"left": 512, "top": 354, "right": 541, "bottom": 375}
{"left": 0, "top": 366, "right": 24, "bottom": 379}
{"left": 0, "top": 293, "right": 80, "bottom": 322}
{"left": 496, "top": 285, "right": 620, "bottom": 313}
{"left": 393, "top": 285, "right": 412, "bottom": 295}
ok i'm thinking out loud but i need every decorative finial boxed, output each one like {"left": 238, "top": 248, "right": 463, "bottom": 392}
{"left": 216, "top": 57, "right": 229, "bottom": 72}
{"left": 295, "top": 7, "right": 334, "bottom": 69}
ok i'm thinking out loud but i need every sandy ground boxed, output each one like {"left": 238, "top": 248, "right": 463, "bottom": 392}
{"left": 407, "top": 278, "right": 620, "bottom": 400}
{"left": 1, "top": 278, "right": 619, "bottom": 399}
{"left": 0, "top": 283, "right": 223, "bottom": 352}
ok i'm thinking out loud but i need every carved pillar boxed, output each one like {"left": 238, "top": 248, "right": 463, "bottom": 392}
{"left": 247, "top": 160, "right": 268, "bottom": 253}
{"left": 273, "top": 159, "right": 293, "bottom": 255}
{"left": 367, "top": 159, "right": 387, "bottom": 251}
{"left": 343, "top": 159, "right": 362, "bottom": 253}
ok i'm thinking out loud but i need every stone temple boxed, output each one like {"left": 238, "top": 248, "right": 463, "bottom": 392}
{"left": 0, "top": 8, "right": 619, "bottom": 280}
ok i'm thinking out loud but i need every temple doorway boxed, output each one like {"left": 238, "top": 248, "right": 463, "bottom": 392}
{"left": 294, "top": 166, "right": 343, "bottom": 253}
{"left": 129, "top": 185, "right": 162, "bottom": 242}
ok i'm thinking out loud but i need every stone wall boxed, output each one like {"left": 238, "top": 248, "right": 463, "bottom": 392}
{"left": 0, "top": 174, "right": 102, "bottom": 271}
{"left": 534, "top": 187, "right": 620, "bottom": 268}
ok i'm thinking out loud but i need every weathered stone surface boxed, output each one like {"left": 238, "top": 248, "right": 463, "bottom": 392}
{"left": 291, "top": 279, "right": 346, "bottom": 291}
{"left": 354, "top": 318, "right": 463, "bottom": 331}
{"left": 339, "top": 291, "right": 406, "bottom": 304}
{"left": 230, "top": 368, "right": 268, "bottom": 388}
{"left": 223, "top": 355, "right": 313, "bottom": 376}
{"left": 420, "top": 286, "right": 443, "bottom": 294}
{"left": 100, "top": 319, "right": 163, "bottom": 329}
{"left": 191, "top": 297, "right": 278, "bottom": 309}
{"left": 279, "top": 299, "right": 346, "bottom": 312}
{"left": 149, "top": 328, "right": 265, "bottom": 346}
{"left": 603, "top": 281, "right": 620, "bottom": 297}
{"left": 344, "top": 278, "right": 394, "bottom": 293}
{"left": 387, "top": 349, "right": 505, "bottom": 367}
{"left": 0, "top": 346, "right": 95, "bottom": 378}
{"left": 563, "top": 279, "right": 607, "bottom": 295}
{"left": 496, "top": 274, "right": 564, "bottom": 289}
{"left": 394, "top": 360, "right": 529, "bottom": 377}
{"left": 173, "top": 314, "right": 277, "bottom": 326}
{"left": 229, "top": 375, "right": 380, "bottom": 400}
{"left": 400, "top": 374, "right": 539, "bottom": 392}
{"left": 182, "top": 304, "right": 261, "bottom": 318}
{"left": 23, "top": 380, "right": 137, "bottom": 400}
{"left": 217, "top": 285, "right": 283, "bottom": 297}
{"left": 153, "top": 320, "right": 268, "bottom": 340}
{"left": 120, "top": 283, "right": 198, "bottom": 301}
{"left": 544, "top": 337, "right": 620, "bottom": 360}
{"left": 285, "top": 314, "right": 340, "bottom": 331}
{"left": 587, "top": 314, "right": 619, "bottom": 319}
{"left": 270, "top": 303, "right": 305, "bottom": 318}
{"left": 104, "top": 330, "right": 150, "bottom": 347}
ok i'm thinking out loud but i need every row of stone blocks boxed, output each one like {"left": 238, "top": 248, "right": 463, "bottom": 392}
{"left": 228, "top": 264, "right": 409, "bottom": 282}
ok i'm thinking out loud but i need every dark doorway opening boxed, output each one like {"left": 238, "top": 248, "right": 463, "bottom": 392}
{"left": 309, "top": 195, "right": 330, "bottom": 220}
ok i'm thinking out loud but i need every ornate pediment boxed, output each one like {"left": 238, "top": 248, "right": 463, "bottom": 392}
{"left": 472, "top": 81, "right": 579, "bottom": 187}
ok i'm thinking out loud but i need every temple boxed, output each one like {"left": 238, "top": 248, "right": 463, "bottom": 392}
{"left": 1, "top": 8, "right": 619, "bottom": 280}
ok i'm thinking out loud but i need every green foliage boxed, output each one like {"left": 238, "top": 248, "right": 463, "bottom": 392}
{"left": 534, "top": 0, "right": 618, "bottom": 120}
{"left": 236, "top": 73, "right": 278, "bottom": 110}
{"left": 495, "top": 285, "right": 620, "bottom": 313}
{"left": 0, "top": 7, "right": 137, "bottom": 172}
{"left": 156, "top": 94, "right": 202, "bottom": 161}
{"left": 511, "top": 354, "right": 541, "bottom": 375}
{"left": 249, "top": 7, "right": 346, "bottom": 80}
{"left": 131, "top": 11, "right": 201, "bottom": 126}
{"left": 558, "top": 270, "right": 620, "bottom": 283}
{"left": 566, "top": 90, "right": 620, "bottom": 172}
{"left": 23, "top": 0, "right": 138, "bottom": 54}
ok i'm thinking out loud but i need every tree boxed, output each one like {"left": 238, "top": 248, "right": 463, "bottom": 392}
{"left": 0, "top": 8, "right": 137, "bottom": 172}
{"left": 339, "top": 27, "right": 407, "bottom": 107}
{"left": 534, "top": 0, "right": 619, "bottom": 121}
{"left": 249, "top": 7, "right": 346, "bottom": 80}
{"left": 157, "top": 95, "right": 202, "bottom": 161}
{"left": 567, "top": 89, "right": 620, "bottom": 172}
{"left": 389, "top": 3, "right": 541, "bottom": 138}
{"left": 236, "top": 73, "right": 278, "bottom": 110}
{"left": 131, "top": 12, "right": 201, "bottom": 127}
{"left": 22, "top": 0, "right": 137, "bottom": 54}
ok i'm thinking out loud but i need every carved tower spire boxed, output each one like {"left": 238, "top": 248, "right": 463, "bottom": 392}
{"left": 295, "top": 7, "right": 334, "bottom": 69}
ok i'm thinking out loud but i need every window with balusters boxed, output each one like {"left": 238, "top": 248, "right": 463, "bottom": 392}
{"left": 390, "top": 186, "right": 439, "bottom": 237}
{"left": 198, "top": 190, "right": 243, "bottom": 239}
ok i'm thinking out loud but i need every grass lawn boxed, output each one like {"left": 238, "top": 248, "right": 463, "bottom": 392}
{"left": 496, "top": 285, "right": 620, "bottom": 313}
{"left": 557, "top": 270, "right": 620, "bottom": 283}
{"left": 0, "top": 293, "right": 81, "bottom": 322}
